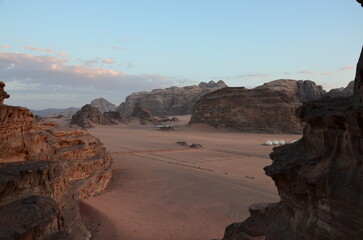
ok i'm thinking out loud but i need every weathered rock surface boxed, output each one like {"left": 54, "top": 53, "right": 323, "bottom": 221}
{"left": 325, "top": 81, "right": 354, "bottom": 98}
{"left": 71, "top": 104, "right": 111, "bottom": 128}
{"left": 118, "top": 80, "right": 227, "bottom": 117}
{"left": 190, "top": 79, "right": 325, "bottom": 133}
{"left": 0, "top": 82, "right": 114, "bottom": 239}
{"left": 131, "top": 107, "right": 157, "bottom": 125}
{"left": 90, "top": 97, "right": 117, "bottom": 113}
{"left": 221, "top": 42, "right": 363, "bottom": 240}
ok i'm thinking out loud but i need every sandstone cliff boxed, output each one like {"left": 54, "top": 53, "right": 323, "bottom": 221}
{"left": 118, "top": 80, "right": 227, "bottom": 117}
{"left": 220, "top": 32, "right": 363, "bottom": 240}
{"left": 90, "top": 97, "right": 117, "bottom": 113}
{"left": 190, "top": 79, "right": 325, "bottom": 133}
{"left": 0, "top": 82, "right": 114, "bottom": 239}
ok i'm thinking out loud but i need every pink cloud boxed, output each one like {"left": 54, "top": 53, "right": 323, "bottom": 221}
{"left": 102, "top": 58, "right": 115, "bottom": 64}
{"left": 298, "top": 70, "right": 315, "bottom": 74}
{"left": 340, "top": 65, "right": 353, "bottom": 71}
{"left": 0, "top": 45, "right": 11, "bottom": 49}
{"left": 321, "top": 72, "right": 333, "bottom": 76}
{"left": 0, "top": 52, "right": 173, "bottom": 91}
{"left": 58, "top": 52, "right": 69, "bottom": 57}
{"left": 23, "top": 46, "right": 55, "bottom": 53}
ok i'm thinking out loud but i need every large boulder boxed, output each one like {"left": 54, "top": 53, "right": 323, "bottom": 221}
{"left": 118, "top": 80, "right": 227, "bottom": 117}
{"left": 0, "top": 82, "right": 114, "bottom": 239}
{"left": 190, "top": 79, "right": 325, "bottom": 133}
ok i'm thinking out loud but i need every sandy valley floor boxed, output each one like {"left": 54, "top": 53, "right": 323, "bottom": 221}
{"left": 80, "top": 115, "right": 301, "bottom": 240}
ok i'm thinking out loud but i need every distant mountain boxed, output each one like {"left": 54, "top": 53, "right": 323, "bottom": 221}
{"left": 31, "top": 107, "right": 80, "bottom": 118}
{"left": 118, "top": 80, "right": 228, "bottom": 117}
{"left": 325, "top": 81, "right": 354, "bottom": 98}
{"left": 90, "top": 98, "right": 117, "bottom": 113}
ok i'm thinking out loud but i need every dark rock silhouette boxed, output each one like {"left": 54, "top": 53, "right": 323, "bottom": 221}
{"left": 220, "top": 26, "right": 363, "bottom": 240}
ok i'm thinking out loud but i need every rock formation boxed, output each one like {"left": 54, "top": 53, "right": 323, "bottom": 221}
{"left": 0, "top": 82, "right": 114, "bottom": 239}
{"left": 90, "top": 97, "right": 117, "bottom": 113}
{"left": 220, "top": 19, "right": 363, "bottom": 240}
{"left": 131, "top": 106, "right": 157, "bottom": 125}
{"left": 325, "top": 81, "right": 354, "bottom": 98}
{"left": 190, "top": 79, "right": 325, "bottom": 133}
{"left": 71, "top": 104, "right": 124, "bottom": 128}
{"left": 118, "top": 80, "right": 227, "bottom": 117}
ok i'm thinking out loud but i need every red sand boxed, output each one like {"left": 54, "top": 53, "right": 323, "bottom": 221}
{"left": 81, "top": 115, "right": 301, "bottom": 240}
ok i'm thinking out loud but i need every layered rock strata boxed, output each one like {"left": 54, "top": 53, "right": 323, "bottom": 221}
{"left": 119, "top": 80, "right": 227, "bottom": 117}
{"left": 190, "top": 79, "right": 325, "bottom": 133}
{"left": 221, "top": 48, "right": 363, "bottom": 239}
{"left": 0, "top": 82, "right": 114, "bottom": 239}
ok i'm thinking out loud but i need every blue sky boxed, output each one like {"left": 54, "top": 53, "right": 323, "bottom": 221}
{"left": 0, "top": 0, "right": 362, "bottom": 109}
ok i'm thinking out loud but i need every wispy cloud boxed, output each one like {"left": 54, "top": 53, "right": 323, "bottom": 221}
{"left": 102, "top": 58, "right": 115, "bottom": 64}
{"left": 298, "top": 70, "right": 315, "bottom": 74}
{"left": 321, "top": 71, "right": 333, "bottom": 76}
{"left": 23, "top": 46, "right": 55, "bottom": 53}
{"left": 0, "top": 45, "right": 10, "bottom": 49}
{"left": 58, "top": 52, "right": 69, "bottom": 57}
{"left": 126, "top": 62, "right": 134, "bottom": 68}
{"left": 112, "top": 46, "right": 124, "bottom": 50}
{"left": 340, "top": 65, "right": 353, "bottom": 71}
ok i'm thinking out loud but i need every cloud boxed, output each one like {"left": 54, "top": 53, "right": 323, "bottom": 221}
{"left": 298, "top": 70, "right": 315, "bottom": 74}
{"left": 102, "top": 58, "right": 115, "bottom": 64}
{"left": 0, "top": 52, "right": 174, "bottom": 92}
{"left": 126, "top": 62, "right": 134, "bottom": 68}
{"left": 321, "top": 71, "right": 333, "bottom": 76}
{"left": 23, "top": 46, "right": 55, "bottom": 53}
{"left": 340, "top": 65, "right": 353, "bottom": 71}
{"left": 58, "top": 52, "right": 69, "bottom": 57}
{"left": 112, "top": 46, "right": 124, "bottom": 50}
{"left": 0, "top": 45, "right": 10, "bottom": 49}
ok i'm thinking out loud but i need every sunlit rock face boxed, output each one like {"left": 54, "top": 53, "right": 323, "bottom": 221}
{"left": 118, "top": 80, "right": 228, "bottom": 117}
{"left": 190, "top": 79, "right": 325, "bottom": 133}
{"left": 0, "top": 81, "right": 114, "bottom": 239}
{"left": 220, "top": 47, "right": 363, "bottom": 240}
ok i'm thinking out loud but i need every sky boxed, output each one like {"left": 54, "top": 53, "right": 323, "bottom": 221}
{"left": 0, "top": 0, "right": 362, "bottom": 110}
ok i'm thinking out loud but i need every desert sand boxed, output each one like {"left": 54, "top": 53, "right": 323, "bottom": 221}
{"left": 80, "top": 115, "right": 301, "bottom": 240}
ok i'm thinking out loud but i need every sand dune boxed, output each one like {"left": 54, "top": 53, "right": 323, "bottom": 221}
{"left": 81, "top": 116, "right": 301, "bottom": 240}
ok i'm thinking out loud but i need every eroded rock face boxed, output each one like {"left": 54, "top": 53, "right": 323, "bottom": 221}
{"left": 71, "top": 104, "right": 112, "bottom": 128}
{"left": 221, "top": 45, "right": 363, "bottom": 240}
{"left": 0, "top": 82, "right": 114, "bottom": 239}
{"left": 131, "top": 106, "right": 157, "bottom": 125}
{"left": 325, "top": 81, "right": 354, "bottom": 98}
{"left": 190, "top": 79, "right": 325, "bottom": 133}
{"left": 118, "top": 80, "right": 227, "bottom": 117}
{"left": 90, "top": 97, "right": 117, "bottom": 113}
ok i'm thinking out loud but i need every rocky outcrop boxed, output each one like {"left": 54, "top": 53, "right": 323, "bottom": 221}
{"left": 71, "top": 104, "right": 125, "bottom": 128}
{"left": 0, "top": 82, "right": 114, "bottom": 239}
{"left": 190, "top": 79, "right": 325, "bottom": 133}
{"left": 131, "top": 107, "right": 157, "bottom": 125}
{"left": 325, "top": 81, "right": 354, "bottom": 98}
{"left": 90, "top": 97, "right": 117, "bottom": 113}
{"left": 118, "top": 80, "right": 227, "bottom": 117}
{"left": 220, "top": 36, "right": 363, "bottom": 240}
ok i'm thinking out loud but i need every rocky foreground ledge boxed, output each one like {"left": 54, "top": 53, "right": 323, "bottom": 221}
{"left": 0, "top": 82, "right": 114, "bottom": 239}
{"left": 220, "top": 48, "right": 363, "bottom": 240}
